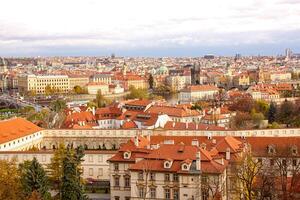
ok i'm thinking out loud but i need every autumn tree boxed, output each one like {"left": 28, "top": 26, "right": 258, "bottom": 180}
{"left": 126, "top": 86, "right": 149, "bottom": 99}
{"left": 0, "top": 159, "right": 24, "bottom": 200}
{"left": 48, "top": 144, "right": 67, "bottom": 191}
{"left": 235, "top": 152, "right": 263, "bottom": 200}
{"left": 229, "top": 97, "right": 254, "bottom": 113}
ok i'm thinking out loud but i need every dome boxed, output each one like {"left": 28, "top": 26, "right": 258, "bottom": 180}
{"left": 157, "top": 65, "right": 169, "bottom": 74}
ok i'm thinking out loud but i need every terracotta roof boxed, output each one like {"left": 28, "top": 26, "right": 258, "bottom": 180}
{"left": 182, "top": 84, "right": 219, "bottom": 92}
{"left": 0, "top": 118, "right": 43, "bottom": 144}
{"left": 121, "top": 120, "right": 138, "bottom": 129}
{"left": 125, "top": 99, "right": 153, "bottom": 107}
{"left": 146, "top": 105, "right": 201, "bottom": 117}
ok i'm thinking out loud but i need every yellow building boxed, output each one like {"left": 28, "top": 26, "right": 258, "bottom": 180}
{"left": 69, "top": 76, "right": 89, "bottom": 90}
{"left": 18, "top": 74, "right": 70, "bottom": 95}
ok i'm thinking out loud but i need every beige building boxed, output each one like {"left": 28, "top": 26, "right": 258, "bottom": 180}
{"left": 166, "top": 75, "right": 190, "bottom": 91}
{"left": 18, "top": 74, "right": 70, "bottom": 95}
{"left": 87, "top": 82, "right": 110, "bottom": 95}
{"left": 69, "top": 76, "right": 89, "bottom": 90}
{"left": 179, "top": 85, "right": 219, "bottom": 103}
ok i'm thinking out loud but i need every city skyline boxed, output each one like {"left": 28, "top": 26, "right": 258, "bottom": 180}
{"left": 1, "top": 0, "right": 300, "bottom": 56}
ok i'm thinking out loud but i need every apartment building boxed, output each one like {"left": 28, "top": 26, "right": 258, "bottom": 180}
{"left": 108, "top": 136, "right": 229, "bottom": 200}
{"left": 18, "top": 74, "right": 69, "bottom": 94}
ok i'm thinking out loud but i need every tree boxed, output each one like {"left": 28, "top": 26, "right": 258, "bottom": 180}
{"left": 229, "top": 97, "right": 254, "bottom": 113}
{"left": 94, "top": 90, "right": 110, "bottom": 108}
{"left": 254, "top": 100, "right": 269, "bottom": 117}
{"left": 276, "top": 100, "right": 294, "bottom": 127}
{"left": 48, "top": 144, "right": 67, "bottom": 191}
{"left": 236, "top": 152, "right": 263, "bottom": 200}
{"left": 19, "top": 157, "right": 51, "bottom": 200}
{"left": 148, "top": 74, "right": 154, "bottom": 89}
{"left": 50, "top": 99, "right": 66, "bottom": 113}
{"left": 271, "top": 145, "right": 300, "bottom": 200}
{"left": 45, "top": 85, "right": 54, "bottom": 96}
{"left": 73, "top": 86, "right": 87, "bottom": 94}
{"left": 251, "top": 112, "right": 265, "bottom": 127}
{"left": 0, "top": 159, "right": 24, "bottom": 200}
{"left": 268, "top": 102, "right": 277, "bottom": 123}
{"left": 126, "top": 86, "right": 149, "bottom": 99}
{"left": 60, "top": 146, "right": 87, "bottom": 200}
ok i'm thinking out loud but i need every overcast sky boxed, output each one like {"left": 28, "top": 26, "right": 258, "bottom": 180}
{"left": 0, "top": 0, "right": 300, "bottom": 56}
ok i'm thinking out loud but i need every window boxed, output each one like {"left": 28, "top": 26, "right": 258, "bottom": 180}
{"left": 89, "top": 168, "right": 93, "bottom": 176}
{"left": 150, "top": 188, "right": 156, "bottom": 198}
{"left": 114, "top": 176, "right": 120, "bottom": 187}
{"left": 98, "top": 168, "right": 103, "bottom": 176}
{"left": 282, "top": 159, "right": 287, "bottom": 166}
{"left": 114, "top": 196, "right": 120, "bottom": 200}
{"left": 270, "top": 159, "right": 274, "bottom": 166}
{"left": 138, "top": 187, "right": 145, "bottom": 198}
{"left": 125, "top": 197, "right": 130, "bottom": 200}
{"left": 88, "top": 155, "right": 93, "bottom": 162}
{"left": 173, "top": 174, "right": 179, "bottom": 182}
{"left": 138, "top": 172, "right": 143, "bottom": 180}
{"left": 173, "top": 189, "right": 179, "bottom": 200}
{"left": 124, "top": 176, "right": 130, "bottom": 187}
{"left": 150, "top": 172, "right": 155, "bottom": 181}
{"left": 165, "top": 174, "right": 170, "bottom": 182}
{"left": 165, "top": 188, "right": 171, "bottom": 199}
{"left": 114, "top": 163, "right": 119, "bottom": 171}
{"left": 293, "top": 159, "right": 297, "bottom": 166}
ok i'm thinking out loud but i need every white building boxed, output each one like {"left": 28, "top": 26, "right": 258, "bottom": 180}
{"left": 180, "top": 85, "right": 219, "bottom": 103}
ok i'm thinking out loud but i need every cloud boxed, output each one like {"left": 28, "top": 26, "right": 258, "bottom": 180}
{"left": 0, "top": 0, "right": 299, "bottom": 56}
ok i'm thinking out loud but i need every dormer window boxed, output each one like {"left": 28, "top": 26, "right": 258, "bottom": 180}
{"left": 181, "top": 163, "right": 190, "bottom": 171}
{"left": 164, "top": 160, "right": 173, "bottom": 169}
{"left": 123, "top": 151, "right": 131, "bottom": 159}
{"left": 267, "top": 145, "right": 276, "bottom": 154}
{"left": 290, "top": 145, "right": 298, "bottom": 155}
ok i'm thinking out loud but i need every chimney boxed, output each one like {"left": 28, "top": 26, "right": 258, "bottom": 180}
{"left": 212, "top": 139, "right": 216, "bottom": 144}
{"left": 185, "top": 122, "right": 189, "bottom": 129}
{"left": 172, "top": 121, "right": 176, "bottom": 128}
{"left": 92, "top": 107, "right": 96, "bottom": 115}
{"left": 196, "top": 150, "right": 201, "bottom": 171}
{"left": 226, "top": 148, "right": 231, "bottom": 160}
{"left": 196, "top": 123, "right": 198, "bottom": 130}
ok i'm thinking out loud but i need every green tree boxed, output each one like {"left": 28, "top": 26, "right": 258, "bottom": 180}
{"left": 254, "top": 100, "right": 269, "bottom": 116}
{"left": 268, "top": 102, "right": 277, "bottom": 123}
{"left": 20, "top": 158, "right": 51, "bottom": 200}
{"left": 61, "top": 146, "right": 87, "bottom": 200}
{"left": 50, "top": 99, "right": 66, "bottom": 113}
{"left": 0, "top": 159, "right": 24, "bottom": 200}
{"left": 148, "top": 74, "right": 154, "bottom": 89}
{"left": 277, "top": 100, "right": 294, "bottom": 127}
{"left": 126, "top": 86, "right": 149, "bottom": 99}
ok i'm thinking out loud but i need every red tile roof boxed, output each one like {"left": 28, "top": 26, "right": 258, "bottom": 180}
{"left": 0, "top": 118, "right": 43, "bottom": 144}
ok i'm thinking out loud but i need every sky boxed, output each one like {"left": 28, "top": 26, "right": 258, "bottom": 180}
{"left": 0, "top": 0, "right": 300, "bottom": 57}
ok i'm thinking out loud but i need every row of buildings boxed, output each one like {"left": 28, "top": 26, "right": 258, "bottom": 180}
{"left": 0, "top": 117, "right": 300, "bottom": 199}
